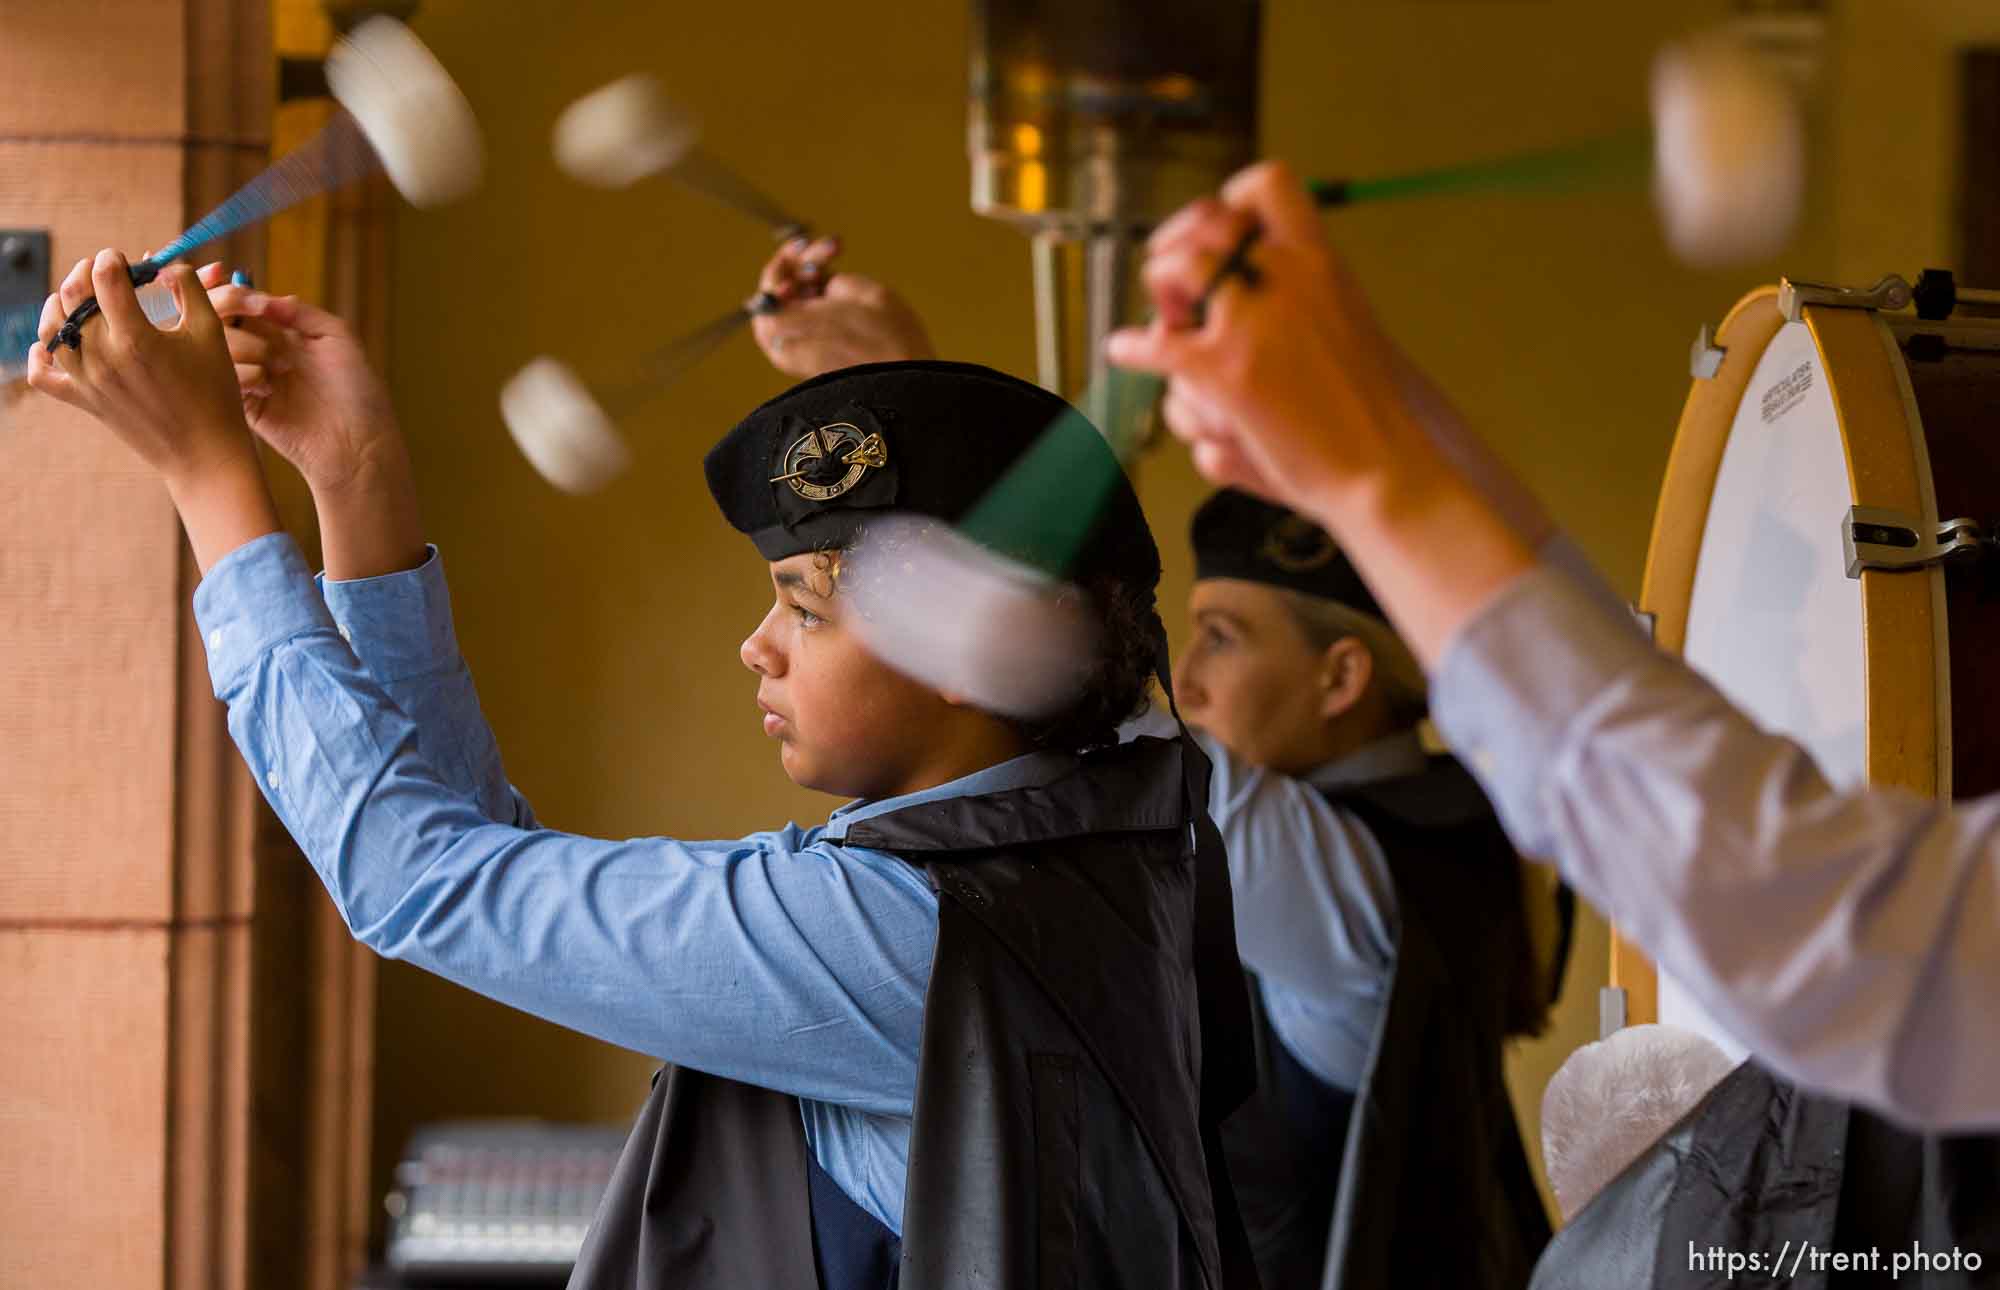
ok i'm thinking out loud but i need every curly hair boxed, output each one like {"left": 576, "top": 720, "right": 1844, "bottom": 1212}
{"left": 1012, "top": 572, "right": 1162, "bottom": 753}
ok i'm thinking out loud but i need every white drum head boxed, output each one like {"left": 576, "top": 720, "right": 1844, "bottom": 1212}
{"left": 1661, "top": 319, "right": 1862, "bottom": 1057}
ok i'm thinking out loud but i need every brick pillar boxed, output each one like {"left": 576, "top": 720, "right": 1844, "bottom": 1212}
{"left": 0, "top": 5, "right": 351, "bottom": 1288}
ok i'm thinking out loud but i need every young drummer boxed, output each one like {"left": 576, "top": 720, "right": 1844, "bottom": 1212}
{"left": 1178, "top": 489, "right": 1554, "bottom": 1290}
{"left": 751, "top": 242, "right": 1562, "bottom": 1289}
{"left": 24, "top": 251, "right": 1258, "bottom": 1290}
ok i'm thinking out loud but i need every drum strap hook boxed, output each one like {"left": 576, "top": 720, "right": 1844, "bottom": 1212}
{"left": 1844, "top": 506, "right": 1991, "bottom": 579}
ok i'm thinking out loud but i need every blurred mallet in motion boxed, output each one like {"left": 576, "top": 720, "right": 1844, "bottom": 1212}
{"left": 500, "top": 290, "right": 785, "bottom": 495}
{"left": 553, "top": 74, "right": 810, "bottom": 243}
{"left": 840, "top": 360, "right": 1166, "bottom": 721}
{"left": 1281, "top": 37, "right": 1804, "bottom": 269}
{"left": 1649, "top": 34, "right": 1804, "bottom": 268}
{"left": 841, "top": 516, "right": 1105, "bottom": 720}
{"left": 48, "top": 17, "right": 483, "bottom": 353}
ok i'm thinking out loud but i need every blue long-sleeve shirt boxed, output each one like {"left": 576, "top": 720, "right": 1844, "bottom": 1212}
{"left": 1122, "top": 707, "right": 1409, "bottom": 1090}
{"left": 196, "top": 533, "right": 1415, "bottom": 1230}
{"left": 1205, "top": 728, "right": 1412, "bottom": 1089}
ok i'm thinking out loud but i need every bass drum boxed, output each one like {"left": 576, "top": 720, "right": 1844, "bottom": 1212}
{"left": 1622, "top": 272, "right": 2000, "bottom": 1049}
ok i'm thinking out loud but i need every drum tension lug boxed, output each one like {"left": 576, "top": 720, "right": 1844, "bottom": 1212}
{"left": 1844, "top": 506, "right": 1991, "bottom": 578}
{"left": 1689, "top": 324, "right": 1727, "bottom": 379}
{"left": 1779, "top": 274, "right": 1914, "bottom": 322}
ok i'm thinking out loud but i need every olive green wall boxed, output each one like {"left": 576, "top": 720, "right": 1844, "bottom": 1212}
{"left": 377, "top": 0, "right": 2000, "bottom": 1233}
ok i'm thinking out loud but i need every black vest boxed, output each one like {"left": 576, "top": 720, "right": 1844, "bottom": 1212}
{"left": 564, "top": 733, "right": 1260, "bottom": 1290}
{"left": 1531, "top": 1060, "right": 2000, "bottom": 1289}
{"left": 1220, "top": 974, "right": 1357, "bottom": 1290}
{"left": 1312, "top": 755, "right": 1554, "bottom": 1290}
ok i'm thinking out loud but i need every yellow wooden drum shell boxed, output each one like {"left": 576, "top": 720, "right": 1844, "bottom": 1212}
{"left": 1614, "top": 285, "right": 1972, "bottom": 1022}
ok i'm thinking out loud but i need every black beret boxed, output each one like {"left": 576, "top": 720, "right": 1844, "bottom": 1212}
{"left": 1190, "top": 488, "right": 1385, "bottom": 620}
{"left": 704, "top": 360, "right": 1161, "bottom": 591}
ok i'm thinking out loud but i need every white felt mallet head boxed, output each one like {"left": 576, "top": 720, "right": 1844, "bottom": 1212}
{"left": 1540, "top": 1023, "right": 1739, "bottom": 1222}
{"left": 500, "top": 357, "right": 634, "bottom": 495}
{"left": 325, "top": 16, "right": 485, "bottom": 208}
{"left": 1651, "top": 34, "right": 1806, "bottom": 268}
{"left": 554, "top": 75, "right": 700, "bottom": 190}
{"left": 839, "top": 515, "right": 1102, "bottom": 721}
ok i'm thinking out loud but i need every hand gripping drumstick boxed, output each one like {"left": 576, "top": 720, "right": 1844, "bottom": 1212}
{"left": 48, "top": 17, "right": 482, "bottom": 353}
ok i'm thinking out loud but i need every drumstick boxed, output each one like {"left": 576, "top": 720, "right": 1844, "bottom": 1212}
{"left": 1280, "top": 37, "right": 1800, "bottom": 257}
{"left": 671, "top": 149, "right": 812, "bottom": 243}
{"left": 499, "top": 290, "right": 785, "bottom": 495}
{"left": 47, "top": 17, "right": 481, "bottom": 353}
{"left": 1306, "top": 132, "right": 1650, "bottom": 210}
{"left": 1182, "top": 136, "right": 1647, "bottom": 327}
{"left": 553, "top": 74, "right": 810, "bottom": 241}
{"left": 612, "top": 292, "right": 783, "bottom": 413}
{"left": 1181, "top": 118, "right": 1748, "bottom": 317}
{"left": 47, "top": 113, "right": 375, "bottom": 350}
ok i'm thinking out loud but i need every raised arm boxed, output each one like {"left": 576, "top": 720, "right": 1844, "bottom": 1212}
{"left": 198, "top": 535, "right": 936, "bottom": 1109}
{"left": 29, "top": 252, "right": 937, "bottom": 1111}
{"left": 204, "top": 271, "right": 532, "bottom": 825}
{"left": 1107, "top": 165, "right": 2000, "bottom": 1131}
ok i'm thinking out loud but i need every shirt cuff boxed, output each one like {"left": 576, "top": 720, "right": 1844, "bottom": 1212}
{"left": 316, "top": 545, "right": 458, "bottom": 683}
{"left": 1429, "top": 564, "right": 1659, "bottom": 857}
{"left": 192, "top": 532, "right": 337, "bottom": 699}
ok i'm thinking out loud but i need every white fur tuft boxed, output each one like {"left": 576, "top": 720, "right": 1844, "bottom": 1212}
{"left": 1541, "top": 1024, "right": 1739, "bottom": 1222}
